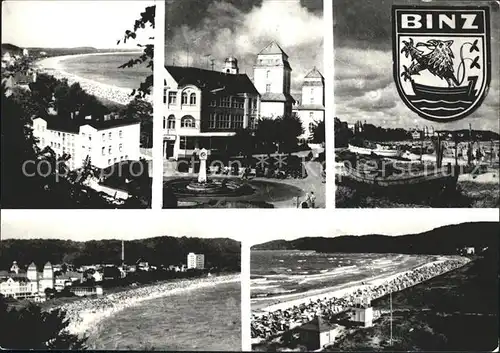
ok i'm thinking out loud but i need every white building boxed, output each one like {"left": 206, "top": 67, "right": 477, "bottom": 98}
{"left": 0, "top": 262, "right": 54, "bottom": 300}
{"left": 162, "top": 62, "right": 260, "bottom": 159}
{"left": 32, "top": 116, "right": 141, "bottom": 170}
{"left": 253, "top": 41, "right": 295, "bottom": 118}
{"left": 187, "top": 253, "right": 205, "bottom": 270}
{"left": 23, "top": 48, "right": 29, "bottom": 57}
{"left": 292, "top": 67, "right": 325, "bottom": 141}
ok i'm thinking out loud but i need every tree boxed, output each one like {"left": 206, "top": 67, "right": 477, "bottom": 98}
{"left": 121, "top": 98, "right": 153, "bottom": 148}
{"left": 230, "top": 128, "right": 254, "bottom": 159}
{"left": 254, "top": 118, "right": 278, "bottom": 154}
{"left": 118, "top": 5, "right": 155, "bottom": 99}
{"left": 0, "top": 295, "right": 87, "bottom": 349}
{"left": 311, "top": 120, "right": 325, "bottom": 145}
{"left": 276, "top": 114, "right": 304, "bottom": 154}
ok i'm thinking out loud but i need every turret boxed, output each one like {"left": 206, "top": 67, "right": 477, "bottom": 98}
{"left": 223, "top": 56, "right": 239, "bottom": 74}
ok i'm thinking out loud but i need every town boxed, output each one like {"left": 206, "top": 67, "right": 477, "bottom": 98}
{"left": 0, "top": 246, "right": 207, "bottom": 303}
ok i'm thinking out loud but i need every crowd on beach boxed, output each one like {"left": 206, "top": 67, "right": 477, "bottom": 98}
{"left": 37, "top": 66, "right": 152, "bottom": 106}
{"left": 251, "top": 257, "right": 470, "bottom": 340}
{"left": 56, "top": 274, "right": 239, "bottom": 336}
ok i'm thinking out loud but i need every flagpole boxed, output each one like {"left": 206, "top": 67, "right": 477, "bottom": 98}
{"left": 390, "top": 291, "right": 393, "bottom": 346}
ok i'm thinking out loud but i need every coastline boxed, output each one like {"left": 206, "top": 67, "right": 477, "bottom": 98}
{"left": 251, "top": 256, "right": 468, "bottom": 314}
{"left": 35, "top": 52, "right": 151, "bottom": 106}
{"left": 58, "top": 274, "right": 240, "bottom": 338}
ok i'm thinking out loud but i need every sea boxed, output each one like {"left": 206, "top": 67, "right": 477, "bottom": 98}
{"left": 251, "top": 250, "right": 430, "bottom": 299}
{"left": 87, "top": 282, "right": 241, "bottom": 351}
{"left": 58, "top": 53, "right": 151, "bottom": 90}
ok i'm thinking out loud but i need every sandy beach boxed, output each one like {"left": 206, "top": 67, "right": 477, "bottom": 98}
{"left": 252, "top": 256, "right": 465, "bottom": 314}
{"left": 57, "top": 274, "right": 240, "bottom": 337}
{"left": 36, "top": 52, "right": 152, "bottom": 106}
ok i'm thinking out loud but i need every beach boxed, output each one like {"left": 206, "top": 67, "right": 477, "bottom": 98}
{"left": 36, "top": 52, "right": 152, "bottom": 106}
{"left": 251, "top": 255, "right": 471, "bottom": 342}
{"left": 55, "top": 274, "right": 240, "bottom": 338}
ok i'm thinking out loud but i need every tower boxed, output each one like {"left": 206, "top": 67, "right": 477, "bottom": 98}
{"left": 39, "top": 262, "right": 54, "bottom": 294}
{"left": 253, "top": 41, "right": 295, "bottom": 118}
{"left": 27, "top": 262, "right": 39, "bottom": 295}
{"left": 121, "top": 240, "right": 125, "bottom": 265}
{"left": 297, "top": 67, "right": 325, "bottom": 139}
{"left": 223, "top": 57, "right": 239, "bottom": 74}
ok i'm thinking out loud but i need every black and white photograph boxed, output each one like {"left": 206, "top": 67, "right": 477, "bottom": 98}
{"left": 250, "top": 211, "right": 498, "bottom": 351}
{"left": 161, "top": 0, "right": 326, "bottom": 209}
{"left": 2, "top": 1, "right": 155, "bottom": 209}
{"left": 334, "top": 0, "right": 500, "bottom": 208}
{"left": 0, "top": 212, "right": 241, "bottom": 351}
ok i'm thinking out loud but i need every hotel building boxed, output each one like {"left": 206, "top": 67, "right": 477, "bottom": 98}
{"left": 0, "top": 262, "right": 54, "bottom": 300}
{"left": 293, "top": 67, "right": 325, "bottom": 141}
{"left": 187, "top": 253, "right": 205, "bottom": 270}
{"left": 162, "top": 59, "right": 260, "bottom": 160}
{"left": 253, "top": 41, "right": 295, "bottom": 118}
{"left": 32, "top": 116, "right": 141, "bottom": 170}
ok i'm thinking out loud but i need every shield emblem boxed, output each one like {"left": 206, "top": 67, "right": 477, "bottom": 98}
{"left": 392, "top": 6, "right": 491, "bottom": 122}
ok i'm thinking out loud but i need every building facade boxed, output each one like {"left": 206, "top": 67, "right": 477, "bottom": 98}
{"left": 253, "top": 41, "right": 295, "bottom": 118}
{"left": 0, "top": 262, "right": 54, "bottom": 300}
{"left": 292, "top": 68, "right": 325, "bottom": 141}
{"left": 163, "top": 64, "right": 260, "bottom": 159}
{"left": 32, "top": 116, "right": 141, "bottom": 170}
{"left": 187, "top": 253, "right": 205, "bottom": 270}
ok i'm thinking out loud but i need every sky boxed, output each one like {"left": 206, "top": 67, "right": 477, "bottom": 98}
{"left": 164, "top": 0, "right": 324, "bottom": 94}
{"left": 1, "top": 209, "right": 497, "bottom": 245}
{"left": 1, "top": 0, "right": 154, "bottom": 49}
{"left": 334, "top": 0, "right": 500, "bottom": 132}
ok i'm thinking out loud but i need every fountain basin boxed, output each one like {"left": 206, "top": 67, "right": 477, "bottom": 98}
{"left": 169, "top": 178, "right": 255, "bottom": 197}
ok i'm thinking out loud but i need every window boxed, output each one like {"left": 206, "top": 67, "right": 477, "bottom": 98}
{"left": 208, "top": 113, "right": 217, "bottom": 129}
{"left": 189, "top": 93, "right": 196, "bottom": 105}
{"left": 102, "top": 133, "right": 105, "bottom": 141}
{"left": 179, "top": 136, "right": 186, "bottom": 150}
{"left": 119, "top": 130, "right": 123, "bottom": 138}
{"left": 108, "top": 159, "right": 111, "bottom": 165}
{"left": 114, "top": 158, "right": 117, "bottom": 163}
{"left": 266, "top": 84, "right": 271, "bottom": 93}
{"left": 163, "top": 90, "right": 167, "bottom": 103}
{"left": 310, "top": 97, "right": 314, "bottom": 104}
{"left": 163, "top": 116, "right": 166, "bottom": 129}
{"left": 102, "top": 147, "right": 105, "bottom": 156}
{"left": 217, "top": 114, "right": 230, "bottom": 129}
{"left": 209, "top": 99, "right": 217, "bottom": 107}
{"left": 88, "top": 135, "right": 91, "bottom": 141}
{"left": 232, "top": 97, "right": 244, "bottom": 109}
{"left": 168, "top": 91, "right": 177, "bottom": 104}
{"left": 82, "top": 133, "right": 86, "bottom": 138}
{"left": 309, "top": 122, "right": 315, "bottom": 133}
{"left": 167, "top": 115, "right": 175, "bottom": 129}
{"left": 108, "top": 132, "right": 112, "bottom": 140}
{"left": 125, "top": 155, "right": 128, "bottom": 159}
{"left": 181, "top": 116, "right": 195, "bottom": 128}
{"left": 231, "top": 115, "right": 244, "bottom": 129}
{"left": 119, "top": 143, "right": 123, "bottom": 152}
{"left": 108, "top": 146, "right": 112, "bottom": 154}
{"left": 220, "top": 96, "right": 230, "bottom": 108}
{"left": 181, "top": 92, "right": 188, "bottom": 105}
{"left": 266, "top": 70, "right": 270, "bottom": 79}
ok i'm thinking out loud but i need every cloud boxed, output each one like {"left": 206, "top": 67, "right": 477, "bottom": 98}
{"left": 165, "top": 0, "right": 324, "bottom": 91}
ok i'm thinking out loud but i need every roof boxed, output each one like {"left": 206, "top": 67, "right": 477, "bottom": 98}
{"left": 260, "top": 92, "right": 295, "bottom": 103}
{"left": 297, "top": 317, "right": 336, "bottom": 333}
{"left": 0, "top": 276, "right": 30, "bottom": 284}
{"left": 41, "top": 116, "right": 140, "bottom": 134}
{"left": 165, "top": 66, "right": 259, "bottom": 95}
{"left": 305, "top": 67, "right": 324, "bottom": 79}
{"left": 258, "top": 41, "right": 288, "bottom": 58}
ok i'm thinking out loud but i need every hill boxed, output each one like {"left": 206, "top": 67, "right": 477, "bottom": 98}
{"left": 1, "top": 43, "right": 23, "bottom": 55}
{"left": 0, "top": 236, "right": 240, "bottom": 272}
{"left": 252, "top": 222, "right": 498, "bottom": 255}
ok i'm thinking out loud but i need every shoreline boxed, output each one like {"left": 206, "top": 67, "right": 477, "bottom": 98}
{"left": 57, "top": 274, "right": 240, "bottom": 338}
{"left": 35, "top": 52, "right": 151, "bottom": 106}
{"left": 251, "top": 255, "right": 464, "bottom": 314}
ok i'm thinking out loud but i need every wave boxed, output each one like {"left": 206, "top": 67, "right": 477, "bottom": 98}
{"left": 421, "top": 106, "right": 465, "bottom": 111}
{"left": 412, "top": 99, "right": 473, "bottom": 104}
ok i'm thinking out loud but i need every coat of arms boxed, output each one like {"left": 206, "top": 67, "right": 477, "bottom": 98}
{"left": 392, "top": 6, "right": 491, "bottom": 122}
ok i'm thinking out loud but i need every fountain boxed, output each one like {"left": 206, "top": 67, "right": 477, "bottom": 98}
{"left": 171, "top": 148, "right": 253, "bottom": 196}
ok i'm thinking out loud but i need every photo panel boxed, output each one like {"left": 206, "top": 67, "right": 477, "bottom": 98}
{"left": 333, "top": 0, "right": 500, "bottom": 208}
{"left": 249, "top": 209, "right": 499, "bottom": 351}
{"left": 0, "top": 210, "right": 242, "bottom": 351}
{"left": 161, "top": 0, "right": 327, "bottom": 209}
{"left": 1, "top": 1, "right": 155, "bottom": 209}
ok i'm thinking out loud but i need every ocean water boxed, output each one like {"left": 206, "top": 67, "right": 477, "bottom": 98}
{"left": 87, "top": 282, "right": 241, "bottom": 351}
{"left": 59, "top": 53, "right": 151, "bottom": 90}
{"left": 251, "top": 250, "right": 429, "bottom": 298}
